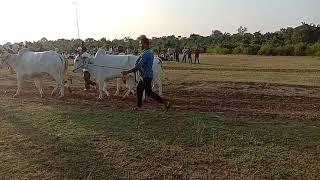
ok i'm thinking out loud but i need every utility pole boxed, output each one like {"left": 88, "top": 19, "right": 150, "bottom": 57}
{"left": 73, "top": 1, "right": 80, "bottom": 39}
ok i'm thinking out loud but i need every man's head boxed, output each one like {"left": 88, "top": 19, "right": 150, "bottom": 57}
{"left": 139, "top": 35, "right": 149, "bottom": 50}
{"left": 117, "top": 46, "right": 124, "bottom": 53}
{"left": 81, "top": 46, "right": 87, "bottom": 53}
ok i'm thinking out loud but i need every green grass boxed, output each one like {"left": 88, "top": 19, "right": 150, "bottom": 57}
{"left": 164, "top": 55, "right": 320, "bottom": 86}
{"left": 165, "top": 69, "right": 320, "bottom": 86}
{"left": 169, "top": 55, "right": 320, "bottom": 70}
{"left": 1, "top": 97, "right": 319, "bottom": 179}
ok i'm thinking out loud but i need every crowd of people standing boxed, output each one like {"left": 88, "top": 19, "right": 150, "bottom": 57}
{"left": 157, "top": 48, "right": 201, "bottom": 64}
{"left": 178, "top": 48, "right": 201, "bottom": 64}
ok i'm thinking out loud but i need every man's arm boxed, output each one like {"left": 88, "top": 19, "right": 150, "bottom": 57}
{"left": 122, "top": 67, "right": 136, "bottom": 75}
{"left": 122, "top": 54, "right": 146, "bottom": 75}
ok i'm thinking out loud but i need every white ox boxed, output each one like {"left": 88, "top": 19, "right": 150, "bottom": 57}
{"left": 73, "top": 48, "right": 163, "bottom": 99}
{"left": 0, "top": 49, "right": 69, "bottom": 98}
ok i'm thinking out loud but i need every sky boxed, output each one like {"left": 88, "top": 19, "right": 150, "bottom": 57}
{"left": 0, "top": 0, "right": 319, "bottom": 44}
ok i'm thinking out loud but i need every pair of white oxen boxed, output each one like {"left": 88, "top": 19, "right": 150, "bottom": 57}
{"left": 0, "top": 47, "right": 163, "bottom": 100}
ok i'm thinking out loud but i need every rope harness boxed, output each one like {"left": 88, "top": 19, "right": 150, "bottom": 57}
{"left": 73, "top": 56, "right": 144, "bottom": 84}
{"left": 72, "top": 57, "right": 131, "bottom": 73}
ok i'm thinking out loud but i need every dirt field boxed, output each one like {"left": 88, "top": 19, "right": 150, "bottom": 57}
{"left": 1, "top": 55, "right": 319, "bottom": 179}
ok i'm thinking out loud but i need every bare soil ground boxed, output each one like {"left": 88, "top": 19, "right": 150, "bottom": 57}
{"left": 1, "top": 62, "right": 320, "bottom": 119}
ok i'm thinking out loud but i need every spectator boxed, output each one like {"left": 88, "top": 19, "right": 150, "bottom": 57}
{"left": 187, "top": 48, "right": 192, "bottom": 64}
{"left": 174, "top": 48, "right": 180, "bottom": 62}
{"left": 195, "top": 48, "right": 200, "bottom": 64}
{"left": 182, "top": 48, "right": 187, "bottom": 63}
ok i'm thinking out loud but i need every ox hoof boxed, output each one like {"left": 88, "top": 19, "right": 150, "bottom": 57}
{"left": 121, "top": 96, "right": 127, "bottom": 100}
{"left": 103, "top": 90, "right": 110, "bottom": 97}
{"left": 13, "top": 94, "right": 19, "bottom": 98}
{"left": 98, "top": 97, "right": 103, "bottom": 101}
{"left": 58, "top": 95, "right": 64, "bottom": 99}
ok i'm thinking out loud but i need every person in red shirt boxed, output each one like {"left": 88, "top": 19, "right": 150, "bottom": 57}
{"left": 195, "top": 48, "right": 200, "bottom": 64}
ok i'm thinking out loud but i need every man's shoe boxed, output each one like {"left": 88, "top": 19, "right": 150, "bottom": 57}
{"left": 132, "top": 107, "right": 143, "bottom": 111}
{"left": 164, "top": 100, "right": 171, "bottom": 112}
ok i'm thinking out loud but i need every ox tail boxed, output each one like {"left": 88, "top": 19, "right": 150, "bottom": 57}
{"left": 59, "top": 55, "right": 68, "bottom": 75}
{"left": 157, "top": 57, "right": 164, "bottom": 73}
{"left": 155, "top": 57, "right": 168, "bottom": 82}
{"left": 59, "top": 54, "right": 73, "bottom": 93}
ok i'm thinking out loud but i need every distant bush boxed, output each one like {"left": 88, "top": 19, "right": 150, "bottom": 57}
{"left": 245, "top": 45, "right": 261, "bottom": 55}
{"left": 306, "top": 42, "right": 320, "bottom": 56}
{"left": 283, "top": 44, "right": 295, "bottom": 56}
{"left": 207, "top": 46, "right": 216, "bottom": 53}
{"left": 231, "top": 45, "right": 260, "bottom": 55}
{"left": 215, "top": 46, "right": 232, "bottom": 54}
{"left": 258, "top": 44, "right": 274, "bottom": 55}
{"left": 232, "top": 47, "right": 242, "bottom": 54}
{"left": 273, "top": 46, "right": 295, "bottom": 56}
{"left": 210, "top": 42, "right": 319, "bottom": 56}
{"left": 207, "top": 45, "right": 232, "bottom": 54}
{"left": 294, "top": 43, "right": 307, "bottom": 56}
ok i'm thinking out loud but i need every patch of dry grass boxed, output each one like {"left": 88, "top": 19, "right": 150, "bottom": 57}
{"left": 0, "top": 98, "right": 319, "bottom": 179}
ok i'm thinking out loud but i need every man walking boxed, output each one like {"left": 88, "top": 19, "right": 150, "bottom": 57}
{"left": 122, "top": 36, "right": 170, "bottom": 111}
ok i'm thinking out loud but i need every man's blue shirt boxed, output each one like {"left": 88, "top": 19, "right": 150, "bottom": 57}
{"left": 134, "top": 49, "right": 154, "bottom": 79}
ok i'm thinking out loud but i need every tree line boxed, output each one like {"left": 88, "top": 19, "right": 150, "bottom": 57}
{"left": 4, "top": 22, "right": 320, "bottom": 56}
